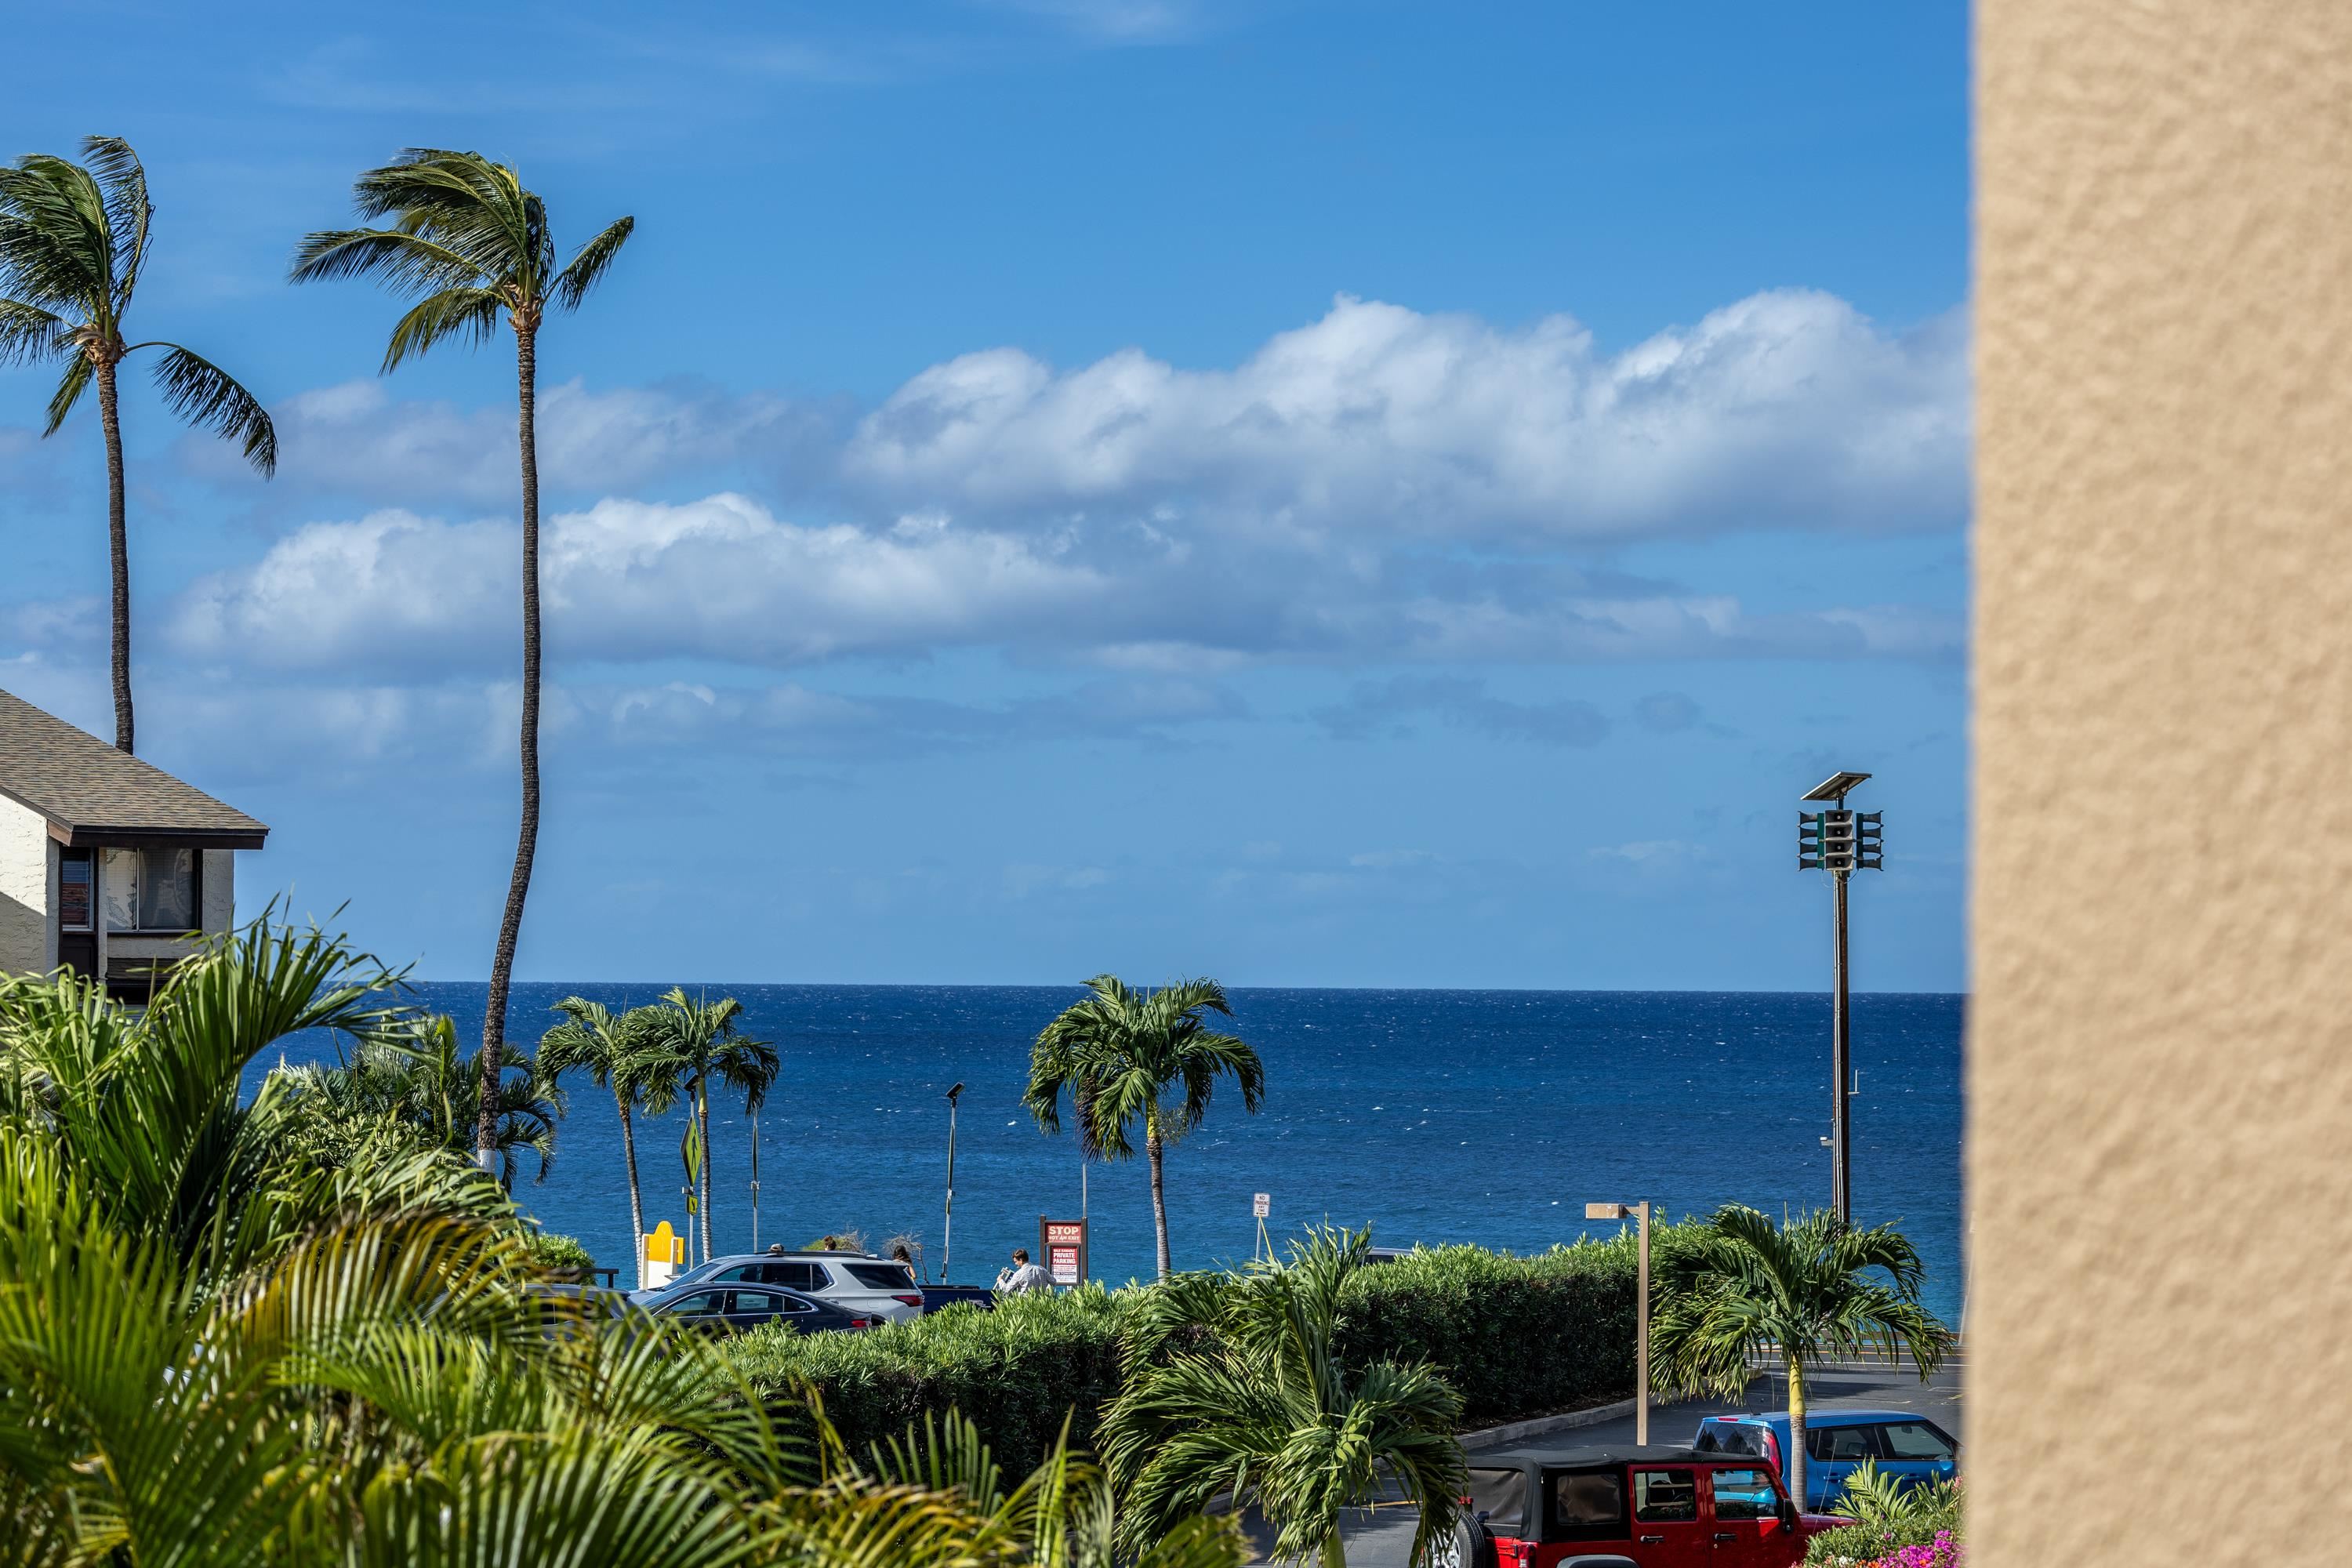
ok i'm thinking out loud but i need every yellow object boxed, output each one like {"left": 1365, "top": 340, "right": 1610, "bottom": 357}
{"left": 644, "top": 1221, "right": 683, "bottom": 1265}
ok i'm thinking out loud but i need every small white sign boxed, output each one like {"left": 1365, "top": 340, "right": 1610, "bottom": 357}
{"left": 1252, "top": 1192, "right": 1270, "bottom": 1218}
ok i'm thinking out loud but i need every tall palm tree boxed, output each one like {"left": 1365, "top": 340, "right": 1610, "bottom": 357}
{"left": 1649, "top": 1206, "right": 1953, "bottom": 1510}
{"left": 291, "top": 150, "right": 633, "bottom": 1174}
{"left": 540, "top": 998, "right": 681, "bottom": 1287}
{"left": 636, "top": 988, "right": 779, "bottom": 1263}
{"left": 1025, "top": 975, "right": 1265, "bottom": 1279}
{"left": 1099, "top": 1226, "right": 1465, "bottom": 1568}
{"left": 0, "top": 136, "right": 276, "bottom": 753}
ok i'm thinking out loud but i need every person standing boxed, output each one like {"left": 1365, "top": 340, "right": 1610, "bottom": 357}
{"left": 995, "top": 1247, "right": 1054, "bottom": 1294}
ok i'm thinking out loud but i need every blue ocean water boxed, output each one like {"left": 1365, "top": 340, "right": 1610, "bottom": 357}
{"left": 249, "top": 987, "right": 1966, "bottom": 1323}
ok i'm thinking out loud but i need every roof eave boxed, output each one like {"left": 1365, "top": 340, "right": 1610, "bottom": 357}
{"left": 45, "top": 821, "right": 270, "bottom": 851}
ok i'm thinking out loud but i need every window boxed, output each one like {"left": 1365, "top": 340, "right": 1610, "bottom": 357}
{"left": 755, "top": 1261, "right": 825, "bottom": 1290}
{"left": 1876, "top": 1422, "right": 1957, "bottom": 1461}
{"left": 666, "top": 1292, "right": 727, "bottom": 1316}
{"left": 1710, "top": 1468, "right": 1779, "bottom": 1522}
{"left": 1697, "top": 1421, "right": 1769, "bottom": 1457}
{"left": 58, "top": 851, "right": 93, "bottom": 931}
{"left": 1806, "top": 1425, "right": 1878, "bottom": 1462}
{"left": 1464, "top": 1469, "right": 1526, "bottom": 1534}
{"left": 846, "top": 1263, "right": 916, "bottom": 1290}
{"left": 100, "top": 846, "right": 200, "bottom": 932}
{"left": 1551, "top": 1471, "right": 1624, "bottom": 1530}
{"left": 1633, "top": 1469, "right": 1698, "bottom": 1523}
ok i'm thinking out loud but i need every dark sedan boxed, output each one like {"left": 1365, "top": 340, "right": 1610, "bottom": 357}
{"left": 640, "top": 1281, "right": 875, "bottom": 1337}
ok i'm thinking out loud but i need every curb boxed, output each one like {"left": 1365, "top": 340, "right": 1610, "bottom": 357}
{"left": 1457, "top": 1396, "right": 1642, "bottom": 1448}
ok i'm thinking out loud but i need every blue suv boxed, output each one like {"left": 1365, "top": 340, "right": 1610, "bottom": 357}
{"left": 1691, "top": 1410, "right": 1959, "bottom": 1510}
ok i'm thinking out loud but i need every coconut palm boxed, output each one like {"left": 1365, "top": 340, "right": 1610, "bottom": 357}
{"left": 541, "top": 997, "right": 681, "bottom": 1287}
{"left": 636, "top": 988, "right": 779, "bottom": 1262}
{"left": 1025, "top": 975, "right": 1265, "bottom": 1279}
{"left": 1100, "top": 1225, "right": 1465, "bottom": 1568}
{"left": 0, "top": 136, "right": 276, "bottom": 753}
{"left": 1649, "top": 1206, "right": 1953, "bottom": 1509}
{"left": 291, "top": 149, "right": 634, "bottom": 1174}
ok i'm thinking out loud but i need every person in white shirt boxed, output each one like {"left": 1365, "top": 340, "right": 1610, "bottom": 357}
{"left": 995, "top": 1247, "right": 1054, "bottom": 1294}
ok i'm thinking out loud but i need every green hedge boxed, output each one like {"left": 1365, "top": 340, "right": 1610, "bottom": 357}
{"left": 1330, "top": 1233, "right": 1646, "bottom": 1429}
{"left": 725, "top": 1287, "right": 1136, "bottom": 1469}
{"left": 724, "top": 1233, "right": 1657, "bottom": 1471}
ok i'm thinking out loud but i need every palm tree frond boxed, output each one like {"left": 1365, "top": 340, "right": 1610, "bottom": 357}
{"left": 142, "top": 343, "right": 277, "bottom": 475}
{"left": 379, "top": 286, "right": 504, "bottom": 372}
{"left": 553, "top": 215, "right": 634, "bottom": 310}
{"left": 42, "top": 350, "right": 90, "bottom": 434}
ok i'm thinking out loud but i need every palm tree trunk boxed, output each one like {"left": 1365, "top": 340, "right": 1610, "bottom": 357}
{"left": 477, "top": 324, "right": 542, "bottom": 1168}
{"left": 697, "top": 1083, "right": 713, "bottom": 1262}
{"left": 1784, "top": 1355, "right": 1809, "bottom": 1513}
{"left": 1147, "top": 1116, "right": 1171, "bottom": 1280}
{"left": 96, "top": 357, "right": 133, "bottom": 753}
{"left": 1319, "top": 1530, "right": 1347, "bottom": 1568}
{"left": 617, "top": 1093, "right": 646, "bottom": 1289}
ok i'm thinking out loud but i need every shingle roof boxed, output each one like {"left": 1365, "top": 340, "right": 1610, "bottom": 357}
{"left": 0, "top": 688, "right": 268, "bottom": 846}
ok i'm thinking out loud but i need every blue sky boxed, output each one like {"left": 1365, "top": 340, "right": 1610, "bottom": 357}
{"left": 1, "top": 2, "right": 1970, "bottom": 990}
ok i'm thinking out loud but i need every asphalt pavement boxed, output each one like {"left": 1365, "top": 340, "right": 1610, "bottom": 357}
{"left": 1240, "top": 1350, "right": 1965, "bottom": 1566}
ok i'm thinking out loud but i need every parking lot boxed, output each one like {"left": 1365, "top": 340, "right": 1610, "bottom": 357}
{"left": 1240, "top": 1350, "right": 1965, "bottom": 1565}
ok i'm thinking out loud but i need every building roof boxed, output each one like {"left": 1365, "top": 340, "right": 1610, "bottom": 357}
{"left": 0, "top": 688, "right": 268, "bottom": 848}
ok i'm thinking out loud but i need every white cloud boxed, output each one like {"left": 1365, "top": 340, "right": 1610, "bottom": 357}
{"left": 169, "top": 493, "right": 1107, "bottom": 673}
{"left": 847, "top": 289, "right": 1968, "bottom": 543}
{"left": 188, "top": 378, "right": 835, "bottom": 506}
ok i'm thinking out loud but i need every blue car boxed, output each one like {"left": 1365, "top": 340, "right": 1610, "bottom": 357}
{"left": 1691, "top": 1410, "right": 1959, "bottom": 1510}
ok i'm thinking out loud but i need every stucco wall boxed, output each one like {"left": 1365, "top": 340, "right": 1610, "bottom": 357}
{"left": 0, "top": 797, "right": 50, "bottom": 976}
{"left": 1973, "top": 3, "right": 2352, "bottom": 1563}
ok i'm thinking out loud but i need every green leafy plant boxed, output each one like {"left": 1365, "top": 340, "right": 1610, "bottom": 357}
{"left": 0, "top": 136, "right": 274, "bottom": 753}
{"left": 528, "top": 1231, "right": 595, "bottom": 1273}
{"left": 1650, "top": 1207, "right": 1953, "bottom": 1509}
{"left": 1025, "top": 975, "right": 1265, "bottom": 1279}
{"left": 1101, "top": 1227, "right": 1465, "bottom": 1568}
{"left": 1805, "top": 1462, "right": 1964, "bottom": 1564}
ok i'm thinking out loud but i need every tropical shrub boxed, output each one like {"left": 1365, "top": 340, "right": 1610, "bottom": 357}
{"left": 1805, "top": 1463, "right": 1965, "bottom": 1565}
{"left": 528, "top": 1230, "right": 596, "bottom": 1272}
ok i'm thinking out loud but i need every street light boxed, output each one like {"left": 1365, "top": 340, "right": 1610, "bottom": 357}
{"left": 1587, "top": 1200, "right": 1651, "bottom": 1444}
{"left": 1798, "top": 770, "right": 1883, "bottom": 1225}
{"left": 942, "top": 1083, "right": 964, "bottom": 1283}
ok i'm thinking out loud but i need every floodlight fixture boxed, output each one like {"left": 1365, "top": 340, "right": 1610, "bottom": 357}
{"left": 1795, "top": 770, "right": 1881, "bottom": 1228}
{"left": 1582, "top": 1198, "right": 1652, "bottom": 1443}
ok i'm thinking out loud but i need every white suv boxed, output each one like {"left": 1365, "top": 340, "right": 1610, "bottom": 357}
{"left": 630, "top": 1251, "right": 927, "bottom": 1323}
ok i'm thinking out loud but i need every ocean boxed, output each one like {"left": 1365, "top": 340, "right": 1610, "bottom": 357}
{"left": 249, "top": 985, "right": 1967, "bottom": 1323}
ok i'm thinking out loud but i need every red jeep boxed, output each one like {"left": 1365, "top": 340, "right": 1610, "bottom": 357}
{"left": 1443, "top": 1443, "right": 1846, "bottom": 1568}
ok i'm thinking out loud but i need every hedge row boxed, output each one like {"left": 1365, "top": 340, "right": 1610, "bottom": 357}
{"left": 723, "top": 1231, "right": 1659, "bottom": 1471}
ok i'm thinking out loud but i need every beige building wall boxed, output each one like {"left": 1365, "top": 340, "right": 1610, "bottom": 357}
{"left": 1974, "top": 3, "right": 2352, "bottom": 1564}
{"left": 0, "top": 797, "right": 53, "bottom": 975}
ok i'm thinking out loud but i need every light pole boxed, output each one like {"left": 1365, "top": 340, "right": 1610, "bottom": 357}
{"left": 1587, "top": 1200, "right": 1651, "bottom": 1444}
{"left": 942, "top": 1082, "right": 964, "bottom": 1283}
{"left": 1798, "top": 770, "right": 1882, "bottom": 1226}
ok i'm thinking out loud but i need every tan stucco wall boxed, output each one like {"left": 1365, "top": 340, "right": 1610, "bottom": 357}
{"left": 1973, "top": 3, "right": 2352, "bottom": 1563}
{"left": 0, "top": 797, "right": 52, "bottom": 975}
